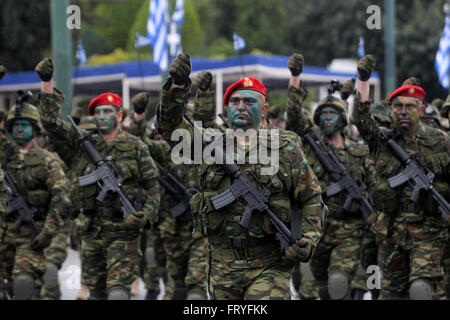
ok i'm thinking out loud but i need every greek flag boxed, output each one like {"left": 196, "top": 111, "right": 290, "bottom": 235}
{"left": 76, "top": 42, "right": 87, "bottom": 66}
{"left": 172, "top": 0, "right": 185, "bottom": 25}
{"left": 135, "top": 31, "right": 151, "bottom": 49}
{"left": 233, "top": 32, "right": 246, "bottom": 52}
{"left": 358, "top": 36, "right": 365, "bottom": 58}
{"left": 435, "top": 10, "right": 450, "bottom": 89}
{"left": 148, "top": 0, "right": 169, "bottom": 71}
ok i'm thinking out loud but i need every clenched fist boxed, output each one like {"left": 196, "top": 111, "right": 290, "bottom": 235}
{"left": 0, "top": 65, "right": 7, "bottom": 80}
{"left": 288, "top": 53, "right": 304, "bottom": 76}
{"left": 169, "top": 53, "right": 191, "bottom": 85}
{"left": 35, "top": 57, "right": 54, "bottom": 82}
{"left": 285, "top": 238, "right": 313, "bottom": 263}
{"left": 357, "top": 55, "right": 375, "bottom": 81}
{"left": 340, "top": 80, "right": 355, "bottom": 101}
{"left": 194, "top": 71, "right": 213, "bottom": 91}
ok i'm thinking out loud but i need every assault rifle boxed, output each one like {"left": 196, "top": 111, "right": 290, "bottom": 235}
{"left": 3, "top": 169, "right": 40, "bottom": 239}
{"left": 184, "top": 113, "right": 297, "bottom": 251}
{"left": 303, "top": 133, "right": 375, "bottom": 219}
{"left": 154, "top": 161, "right": 198, "bottom": 218}
{"left": 386, "top": 139, "right": 449, "bottom": 220}
{"left": 68, "top": 116, "right": 137, "bottom": 219}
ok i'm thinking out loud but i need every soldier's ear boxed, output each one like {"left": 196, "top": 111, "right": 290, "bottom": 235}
{"left": 117, "top": 110, "right": 123, "bottom": 122}
{"left": 418, "top": 100, "right": 426, "bottom": 117}
{"left": 262, "top": 103, "right": 269, "bottom": 118}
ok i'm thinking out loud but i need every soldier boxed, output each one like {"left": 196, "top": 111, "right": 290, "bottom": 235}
{"left": 129, "top": 92, "right": 171, "bottom": 300}
{"left": 422, "top": 105, "right": 443, "bottom": 130}
{"left": 353, "top": 55, "right": 449, "bottom": 300}
{"left": 0, "top": 93, "right": 69, "bottom": 299}
{"left": 35, "top": 57, "right": 161, "bottom": 300}
{"left": 157, "top": 53, "right": 324, "bottom": 300}
{"left": 284, "top": 53, "right": 375, "bottom": 300}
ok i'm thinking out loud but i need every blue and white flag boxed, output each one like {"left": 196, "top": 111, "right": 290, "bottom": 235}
{"left": 135, "top": 31, "right": 151, "bottom": 49}
{"left": 233, "top": 32, "right": 246, "bottom": 52}
{"left": 148, "top": 0, "right": 169, "bottom": 71}
{"left": 76, "top": 42, "right": 87, "bottom": 66}
{"left": 435, "top": 10, "right": 450, "bottom": 89}
{"left": 172, "top": 0, "right": 185, "bottom": 25}
{"left": 358, "top": 36, "right": 365, "bottom": 58}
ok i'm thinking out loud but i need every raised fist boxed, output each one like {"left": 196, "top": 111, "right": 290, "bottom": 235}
{"left": 169, "top": 53, "right": 191, "bottom": 85}
{"left": 357, "top": 55, "right": 375, "bottom": 81}
{"left": 35, "top": 57, "right": 54, "bottom": 82}
{"left": 340, "top": 80, "right": 355, "bottom": 101}
{"left": 288, "top": 53, "right": 304, "bottom": 76}
{"left": 194, "top": 71, "right": 213, "bottom": 91}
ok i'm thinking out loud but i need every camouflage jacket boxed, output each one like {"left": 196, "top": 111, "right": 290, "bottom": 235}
{"left": 37, "top": 90, "right": 160, "bottom": 226}
{"left": 0, "top": 143, "right": 68, "bottom": 237}
{"left": 157, "top": 78, "right": 324, "bottom": 258}
{"left": 354, "top": 99, "right": 449, "bottom": 225}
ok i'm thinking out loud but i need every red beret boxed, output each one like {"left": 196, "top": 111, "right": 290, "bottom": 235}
{"left": 88, "top": 93, "right": 122, "bottom": 115}
{"left": 388, "top": 85, "right": 425, "bottom": 102}
{"left": 223, "top": 77, "right": 267, "bottom": 106}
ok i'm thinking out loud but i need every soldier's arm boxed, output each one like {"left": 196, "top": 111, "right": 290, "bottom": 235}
{"left": 193, "top": 86, "right": 216, "bottom": 127}
{"left": 285, "top": 79, "right": 311, "bottom": 137}
{"left": 129, "top": 113, "right": 147, "bottom": 139}
{"left": 289, "top": 144, "right": 324, "bottom": 252}
{"left": 43, "top": 153, "right": 69, "bottom": 237}
{"left": 137, "top": 140, "right": 161, "bottom": 225}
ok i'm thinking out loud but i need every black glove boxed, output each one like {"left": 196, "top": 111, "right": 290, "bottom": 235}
{"left": 0, "top": 65, "right": 7, "bottom": 80}
{"left": 357, "top": 55, "right": 375, "bottom": 81}
{"left": 288, "top": 53, "right": 304, "bottom": 76}
{"left": 285, "top": 238, "right": 313, "bottom": 263}
{"left": 31, "top": 231, "right": 53, "bottom": 251}
{"left": 168, "top": 53, "right": 191, "bottom": 85}
{"left": 123, "top": 211, "right": 146, "bottom": 229}
{"left": 340, "top": 80, "right": 355, "bottom": 101}
{"left": 35, "top": 57, "right": 54, "bottom": 82}
{"left": 132, "top": 92, "right": 150, "bottom": 115}
{"left": 194, "top": 71, "right": 213, "bottom": 91}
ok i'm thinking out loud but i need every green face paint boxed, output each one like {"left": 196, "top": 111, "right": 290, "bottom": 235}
{"left": 319, "top": 107, "right": 342, "bottom": 136}
{"left": 94, "top": 106, "right": 118, "bottom": 134}
{"left": 12, "top": 119, "right": 34, "bottom": 146}
{"left": 227, "top": 90, "right": 262, "bottom": 130}
{"left": 390, "top": 97, "right": 420, "bottom": 133}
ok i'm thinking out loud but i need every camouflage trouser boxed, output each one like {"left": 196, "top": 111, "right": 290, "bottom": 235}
{"left": 296, "top": 263, "right": 319, "bottom": 300}
{"left": 310, "top": 217, "right": 365, "bottom": 292}
{"left": 80, "top": 220, "right": 141, "bottom": 298}
{"left": 185, "top": 235, "right": 208, "bottom": 295}
{"left": 0, "top": 221, "right": 47, "bottom": 299}
{"left": 208, "top": 247, "right": 291, "bottom": 300}
{"left": 376, "top": 218, "right": 446, "bottom": 299}
{"left": 443, "top": 228, "right": 450, "bottom": 299}
{"left": 41, "top": 218, "right": 72, "bottom": 300}
{"left": 159, "top": 213, "right": 195, "bottom": 299}
{"left": 143, "top": 226, "right": 168, "bottom": 293}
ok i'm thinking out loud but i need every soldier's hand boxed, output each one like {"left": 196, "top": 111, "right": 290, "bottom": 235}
{"left": 31, "top": 231, "right": 53, "bottom": 251}
{"left": 194, "top": 71, "right": 213, "bottom": 91}
{"left": 0, "top": 65, "right": 7, "bottom": 80}
{"left": 288, "top": 53, "right": 304, "bottom": 76}
{"left": 123, "top": 211, "right": 146, "bottom": 229}
{"left": 340, "top": 80, "right": 355, "bottom": 101}
{"left": 285, "top": 238, "right": 313, "bottom": 263}
{"left": 132, "top": 92, "right": 150, "bottom": 115}
{"left": 35, "top": 57, "right": 54, "bottom": 82}
{"left": 169, "top": 53, "right": 191, "bottom": 86}
{"left": 357, "top": 55, "right": 375, "bottom": 81}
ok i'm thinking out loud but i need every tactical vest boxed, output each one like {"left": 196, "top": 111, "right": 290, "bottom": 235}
{"left": 190, "top": 131, "right": 294, "bottom": 240}
{"left": 373, "top": 125, "right": 449, "bottom": 215}
{"left": 304, "top": 136, "right": 372, "bottom": 218}
{"left": 70, "top": 131, "right": 144, "bottom": 216}
{"left": 3, "top": 147, "right": 53, "bottom": 219}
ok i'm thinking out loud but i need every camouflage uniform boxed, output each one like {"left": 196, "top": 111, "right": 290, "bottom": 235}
{"left": 158, "top": 77, "right": 324, "bottom": 300}
{"left": 0, "top": 169, "right": 10, "bottom": 299}
{"left": 286, "top": 83, "right": 375, "bottom": 300}
{"left": 354, "top": 97, "right": 449, "bottom": 299}
{"left": 37, "top": 90, "right": 160, "bottom": 299}
{"left": 0, "top": 102, "right": 68, "bottom": 300}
